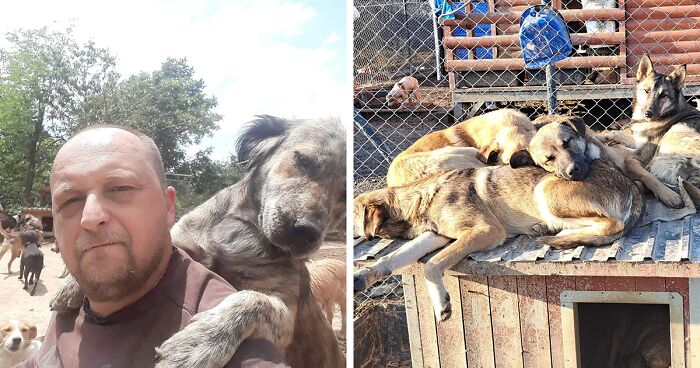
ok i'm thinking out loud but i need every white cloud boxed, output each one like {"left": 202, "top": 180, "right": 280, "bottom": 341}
{"left": 0, "top": 0, "right": 348, "bottom": 160}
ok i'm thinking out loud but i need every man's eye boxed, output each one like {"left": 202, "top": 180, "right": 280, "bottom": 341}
{"left": 59, "top": 198, "right": 79, "bottom": 209}
{"left": 113, "top": 186, "right": 132, "bottom": 192}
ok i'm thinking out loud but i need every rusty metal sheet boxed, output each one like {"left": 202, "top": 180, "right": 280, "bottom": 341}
{"left": 544, "top": 245, "right": 585, "bottom": 262}
{"left": 690, "top": 214, "right": 700, "bottom": 262}
{"left": 354, "top": 237, "right": 401, "bottom": 261}
{"left": 469, "top": 236, "right": 519, "bottom": 262}
{"left": 652, "top": 218, "right": 684, "bottom": 262}
{"left": 502, "top": 236, "right": 549, "bottom": 262}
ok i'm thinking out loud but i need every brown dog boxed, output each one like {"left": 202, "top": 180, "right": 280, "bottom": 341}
{"left": 0, "top": 320, "right": 42, "bottom": 367}
{"left": 308, "top": 259, "right": 346, "bottom": 336}
{"left": 523, "top": 114, "right": 683, "bottom": 208}
{"left": 354, "top": 130, "right": 643, "bottom": 321}
{"left": 386, "top": 109, "right": 536, "bottom": 186}
{"left": 0, "top": 228, "right": 41, "bottom": 274}
{"left": 386, "top": 76, "right": 419, "bottom": 108}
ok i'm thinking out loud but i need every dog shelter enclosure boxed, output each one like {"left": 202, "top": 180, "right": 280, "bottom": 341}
{"left": 353, "top": 0, "right": 700, "bottom": 367}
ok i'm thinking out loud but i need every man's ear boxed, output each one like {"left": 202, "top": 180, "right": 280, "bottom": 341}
{"left": 509, "top": 150, "right": 536, "bottom": 168}
{"left": 165, "top": 186, "right": 177, "bottom": 228}
{"left": 364, "top": 204, "right": 387, "bottom": 239}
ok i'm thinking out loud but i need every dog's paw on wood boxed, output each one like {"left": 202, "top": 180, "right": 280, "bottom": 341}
{"left": 49, "top": 275, "right": 84, "bottom": 311}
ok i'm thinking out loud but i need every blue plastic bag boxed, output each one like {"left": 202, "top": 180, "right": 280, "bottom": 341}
{"left": 519, "top": 6, "right": 573, "bottom": 69}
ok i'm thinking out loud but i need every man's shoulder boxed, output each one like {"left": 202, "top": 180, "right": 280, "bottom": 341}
{"left": 168, "top": 247, "right": 237, "bottom": 315}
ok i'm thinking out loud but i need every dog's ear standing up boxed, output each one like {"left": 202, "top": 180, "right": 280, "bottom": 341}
{"left": 668, "top": 64, "right": 687, "bottom": 91}
{"left": 364, "top": 204, "right": 387, "bottom": 239}
{"left": 636, "top": 53, "right": 655, "bottom": 82}
{"left": 236, "top": 116, "right": 290, "bottom": 169}
{"left": 509, "top": 150, "right": 537, "bottom": 168}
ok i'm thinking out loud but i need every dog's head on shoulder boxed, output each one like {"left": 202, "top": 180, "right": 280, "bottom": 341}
{"left": 236, "top": 116, "right": 346, "bottom": 257}
{"left": 511, "top": 115, "right": 600, "bottom": 181}
{"left": 633, "top": 53, "right": 687, "bottom": 121}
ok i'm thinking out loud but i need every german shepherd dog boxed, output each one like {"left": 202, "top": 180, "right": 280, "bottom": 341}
{"left": 387, "top": 109, "right": 536, "bottom": 186}
{"left": 50, "top": 116, "right": 347, "bottom": 368}
{"left": 598, "top": 54, "right": 700, "bottom": 206}
{"left": 354, "top": 126, "right": 643, "bottom": 320}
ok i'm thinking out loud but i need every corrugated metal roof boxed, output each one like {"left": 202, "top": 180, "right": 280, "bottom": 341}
{"left": 354, "top": 213, "right": 700, "bottom": 264}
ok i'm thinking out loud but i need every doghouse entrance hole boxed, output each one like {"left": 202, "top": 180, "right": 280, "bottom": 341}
{"left": 577, "top": 303, "right": 670, "bottom": 368}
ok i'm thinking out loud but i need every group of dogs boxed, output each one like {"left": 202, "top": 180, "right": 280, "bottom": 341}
{"left": 353, "top": 54, "right": 698, "bottom": 366}
{"left": 0, "top": 214, "right": 47, "bottom": 297}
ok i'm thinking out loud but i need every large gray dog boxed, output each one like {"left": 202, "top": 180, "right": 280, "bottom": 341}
{"left": 51, "top": 116, "right": 347, "bottom": 367}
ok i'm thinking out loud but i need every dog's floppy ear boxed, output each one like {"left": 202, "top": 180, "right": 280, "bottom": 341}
{"left": 364, "top": 204, "right": 387, "bottom": 239}
{"left": 235, "top": 115, "right": 289, "bottom": 169}
{"left": 668, "top": 64, "right": 687, "bottom": 91}
{"left": 563, "top": 116, "right": 588, "bottom": 138}
{"left": 26, "top": 322, "right": 37, "bottom": 340}
{"left": 533, "top": 115, "right": 556, "bottom": 130}
{"left": 510, "top": 150, "right": 537, "bottom": 168}
{"left": 636, "top": 54, "right": 655, "bottom": 82}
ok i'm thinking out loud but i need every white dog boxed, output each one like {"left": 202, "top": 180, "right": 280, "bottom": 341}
{"left": 0, "top": 320, "right": 42, "bottom": 367}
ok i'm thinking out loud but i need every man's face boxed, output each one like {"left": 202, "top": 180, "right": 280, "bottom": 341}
{"left": 51, "top": 129, "right": 176, "bottom": 302}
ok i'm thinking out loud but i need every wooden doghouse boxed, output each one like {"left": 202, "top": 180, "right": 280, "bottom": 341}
{"left": 354, "top": 214, "right": 700, "bottom": 367}
{"left": 21, "top": 207, "right": 54, "bottom": 237}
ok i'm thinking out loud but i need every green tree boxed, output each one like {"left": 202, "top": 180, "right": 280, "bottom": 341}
{"left": 80, "top": 58, "right": 222, "bottom": 172}
{"left": 0, "top": 26, "right": 118, "bottom": 206}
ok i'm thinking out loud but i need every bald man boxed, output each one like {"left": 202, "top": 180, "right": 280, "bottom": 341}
{"left": 19, "top": 125, "right": 288, "bottom": 368}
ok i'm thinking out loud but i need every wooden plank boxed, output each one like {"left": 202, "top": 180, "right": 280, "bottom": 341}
{"left": 625, "top": 0, "right": 698, "bottom": 6}
{"left": 604, "top": 276, "right": 636, "bottom": 291}
{"left": 489, "top": 275, "right": 524, "bottom": 368}
{"left": 635, "top": 277, "right": 666, "bottom": 292}
{"left": 618, "top": 0, "right": 627, "bottom": 78}
{"left": 443, "top": 32, "right": 624, "bottom": 49}
{"left": 444, "top": 8, "right": 625, "bottom": 28}
{"left": 436, "top": 276, "right": 467, "bottom": 368}
{"left": 690, "top": 278, "right": 700, "bottom": 368}
{"left": 666, "top": 277, "right": 690, "bottom": 368}
{"left": 460, "top": 275, "right": 496, "bottom": 368}
{"left": 444, "top": 25, "right": 456, "bottom": 91}
{"left": 575, "top": 276, "right": 606, "bottom": 291}
{"left": 546, "top": 276, "right": 576, "bottom": 368}
{"left": 517, "top": 275, "right": 552, "bottom": 368}
{"left": 629, "top": 6, "right": 700, "bottom": 21}
{"left": 626, "top": 17, "right": 700, "bottom": 33}
{"left": 628, "top": 30, "right": 700, "bottom": 45}
{"left": 414, "top": 276, "right": 441, "bottom": 367}
{"left": 402, "top": 275, "right": 424, "bottom": 368}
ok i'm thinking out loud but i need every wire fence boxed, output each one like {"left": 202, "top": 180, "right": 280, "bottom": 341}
{"left": 353, "top": 0, "right": 700, "bottom": 363}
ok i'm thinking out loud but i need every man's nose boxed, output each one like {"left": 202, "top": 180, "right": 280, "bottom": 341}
{"left": 80, "top": 194, "right": 109, "bottom": 230}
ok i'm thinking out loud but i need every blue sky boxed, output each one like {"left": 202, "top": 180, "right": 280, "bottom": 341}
{"left": 0, "top": 0, "right": 349, "bottom": 160}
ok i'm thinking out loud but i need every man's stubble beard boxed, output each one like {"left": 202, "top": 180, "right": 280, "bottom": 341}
{"left": 72, "top": 226, "right": 169, "bottom": 303}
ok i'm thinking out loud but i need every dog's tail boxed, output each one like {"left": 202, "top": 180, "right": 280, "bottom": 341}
{"left": 538, "top": 185, "right": 645, "bottom": 250}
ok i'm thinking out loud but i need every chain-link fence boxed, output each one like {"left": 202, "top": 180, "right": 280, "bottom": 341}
{"left": 353, "top": 0, "right": 700, "bottom": 364}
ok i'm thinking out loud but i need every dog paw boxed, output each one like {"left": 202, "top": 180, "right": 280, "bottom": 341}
{"left": 657, "top": 189, "right": 684, "bottom": 209}
{"left": 530, "top": 222, "right": 551, "bottom": 236}
{"left": 437, "top": 294, "right": 452, "bottom": 322}
{"left": 49, "top": 276, "right": 84, "bottom": 311}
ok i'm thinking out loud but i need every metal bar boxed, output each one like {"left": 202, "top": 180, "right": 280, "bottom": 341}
{"left": 353, "top": 109, "right": 392, "bottom": 164}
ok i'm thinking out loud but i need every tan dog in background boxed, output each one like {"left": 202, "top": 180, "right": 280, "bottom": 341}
{"left": 386, "top": 76, "right": 419, "bottom": 108}
{"left": 308, "top": 259, "right": 346, "bottom": 336}
{"left": 386, "top": 109, "right": 536, "bottom": 186}
{"left": 0, "top": 228, "right": 41, "bottom": 274}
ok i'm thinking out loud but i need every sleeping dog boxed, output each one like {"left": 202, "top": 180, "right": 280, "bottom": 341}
{"left": 354, "top": 122, "right": 643, "bottom": 322}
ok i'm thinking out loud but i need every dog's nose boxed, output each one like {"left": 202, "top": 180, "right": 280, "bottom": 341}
{"left": 12, "top": 337, "right": 21, "bottom": 345}
{"left": 567, "top": 164, "right": 580, "bottom": 177}
{"left": 644, "top": 111, "right": 653, "bottom": 119}
{"left": 291, "top": 220, "right": 322, "bottom": 245}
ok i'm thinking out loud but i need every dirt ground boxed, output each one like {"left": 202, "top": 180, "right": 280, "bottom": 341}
{"left": 0, "top": 239, "right": 347, "bottom": 348}
{"left": 0, "top": 243, "right": 64, "bottom": 336}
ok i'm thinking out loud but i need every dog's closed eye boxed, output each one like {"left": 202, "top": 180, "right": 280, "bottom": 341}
{"left": 294, "top": 152, "right": 318, "bottom": 175}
